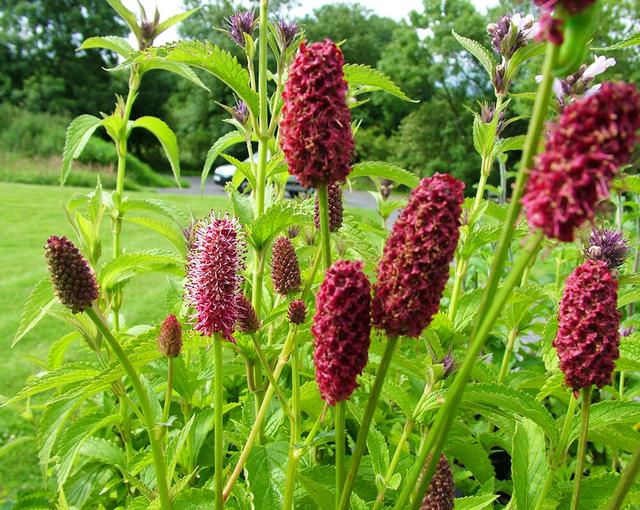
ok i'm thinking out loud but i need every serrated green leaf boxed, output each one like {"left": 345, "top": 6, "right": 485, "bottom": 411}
{"left": 138, "top": 58, "right": 209, "bottom": 91}
{"left": 202, "top": 131, "right": 246, "bottom": 188}
{"left": 617, "top": 333, "right": 640, "bottom": 371}
{"left": 496, "top": 135, "right": 526, "bottom": 153}
{"left": 343, "top": 64, "right": 416, "bottom": 102}
{"left": 56, "top": 413, "right": 121, "bottom": 488}
{"left": 461, "top": 383, "right": 558, "bottom": 444}
{"left": 558, "top": 473, "right": 640, "bottom": 509}
{"left": 569, "top": 401, "right": 640, "bottom": 444}
{"left": 167, "top": 41, "right": 259, "bottom": 118}
{"left": 167, "top": 414, "right": 195, "bottom": 481}
{"left": 618, "top": 288, "right": 640, "bottom": 308}
{"left": 350, "top": 161, "right": 419, "bottom": 188}
{"left": 130, "top": 116, "right": 181, "bottom": 186}
{"left": 124, "top": 216, "right": 186, "bottom": 256}
{"left": 173, "top": 488, "right": 216, "bottom": 509}
{"left": 512, "top": 420, "right": 548, "bottom": 510}
{"left": 155, "top": 8, "right": 200, "bottom": 37}
{"left": 592, "top": 32, "right": 640, "bottom": 51}
{"left": 447, "top": 428, "right": 495, "bottom": 483}
{"left": 452, "top": 30, "right": 495, "bottom": 78}
{"left": 454, "top": 494, "right": 499, "bottom": 509}
{"left": 249, "top": 201, "right": 309, "bottom": 249}
{"left": 79, "top": 437, "right": 126, "bottom": 467}
{"left": 221, "top": 153, "right": 255, "bottom": 190}
{"left": 245, "top": 441, "right": 288, "bottom": 509}
{"left": 13, "top": 277, "right": 56, "bottom": 347}
{"left": 229, "top": 186, "right": 255, "bottom": 227}
{"left": 0, "top": 436, "right": 35, "bottom": 460}
{"left": 48, "top": 332, "right": 81, "bottom": 370}
{"left": 79, "top": 36, "right": 134, "bottom": 58}
{"left": 37, "top": 398, "right": 79, "bottom": 480}
{"left": 120, "top": 198, "right": 188, "bottom": 225}
{"left": 99, "top": 250, "right": 183, "bottom": 289}
{"left": 505, "top": 42, "right": 546, "bottom": 83}
{"left": 298, "top": 472, "right": 334, "bottom": 510}
{"left": 106, "top": 0, "right": 142, "bottom": 41}
{"left": 61, "top": 115, "right": 103, "bottom": 185}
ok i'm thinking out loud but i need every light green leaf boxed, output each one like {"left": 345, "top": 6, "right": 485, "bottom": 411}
{"left": 452, "top": 30, "right": 495, "bottom": 78}
{"left": 592, "top": 32, "right": 640, "bottom": 51}
{"left": 99, "top": 250, "right": 184, "bottom": 289}
{"left": 298, "top": 472, "right": 334, "bottom": 510}
{"left": 454, "top": 494, "right": 499, "bottom": 509}
{"left": 173, "top": 489, "right": 216, "bottom": 509}
{"left": 61, "top": 115, "right": 103, "bottom": 185}
{"left": 202, "top": 131, "right": 246, "bottom": 188}
{"left": 56, "top": 414, "right": 121, "bottom": 488}
{"left": 249, "top": 201, "right": 309, "bottom": 249}
{"left": 618, "top": 288, "right": 640, "bottom": 308}
{"left": 155, "top": 8, "right": 200, "bottom": 37}
{"left": 569, "top": 401, "right": 640, "bottom": 444}
{"left": 13, "top": 277, "right": 56, "bottom": 347}
{"left": 120, "top": 198, "right": 188, "bottom": 225}
{"left": 166, "top": 41, "right": 259, "bottom": 118}
{"left": 350, "top": 161, "right": 419, "bottom": 188}
{"left": 130, "top": 116, "right": 181, "bottom": 186}
{"left": 79, "top": 36, "right": 134, "bottom": 58}
{"left": 48, "top": 332, "right": 81, "bottom": 370}
{"left": 496, "top": 135, "right": 526, "bottom": 154}
{"left": 229, "top": 186, "right": 255, "bottom": 227}
{"left": 124, "top": 216, "right": 186, "bottom": 256}
{"left": 167, "top": 414, "right": 195, "bottom": 481}
{"left": 617, "top": 333, "right": 640, "bottom": 371}
{"left": 505, "top": 42, "right": 546, "bottom": 83}
{"left": 221, "top": 153, "right": 256, "bottom": 190}
{"left": 245, "top": 441, "right": 288, "bottom": 509}
{"left": 106, "top": 0, "right": 142, "bottom": 41}
{"left": 558, "top": 473, "right": 640, "bottom": 509}
{"left": 38, "top": 398, "right": 79, "bottom": 480}
{"left": 79, "top": 437, "right": 126, "bottom": 468}
{"left": 343, "top": 64, "right": 416, "bottom": 102}
{"left": 0, "top": 436, "right": 35, "bottom": 461}
{"left": 461, "top": 383, "right": 558, "bottom": 444}
{"left": 338, "top": 214, "right": 379, "bottom": 264}
{"left": 139, "top": 59, "right": 209, "bottom": 91}
{"left": 512, "top": 420, "right": 548, "bottom": 510}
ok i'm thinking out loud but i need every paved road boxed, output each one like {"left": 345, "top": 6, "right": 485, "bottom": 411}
{"left": 158, "top": 175, "right": 379, "bottom": 210}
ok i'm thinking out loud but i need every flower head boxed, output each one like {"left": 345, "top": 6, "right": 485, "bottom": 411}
{"left": 288, "top": 299, "right": 307, "bottom": 324}
{"left": 554, "top": 259, "right": 620, "bottom": 390}
{"left": 271, "top": 237, "right": 302, "bottom": 295}
{"left": 543, "top": 56, "right": 617, "bottom": 107}
{"left": 487, "top": 13, "right": 538, "bottom": 58}
{"left": 280, "top": 40, "right": 354, "bottom": 188}
{"left": 312, "top": 260, "right": 372, "bottom": 405}
{"left": 186, "top": 212, "right": 246, "bottom": 341}
{"left": 45, "top": 236, "right": 98, "bottom": 314}
{"left": 314, "top": 183, "right": 344, "bottom": 232}
{"left": 372, "top": 174, "right": 464, "bottom": 338}
{"left": 420, "top": 454, "right": 455, "bottom": 510}
{"left": 231, "top": 99, "right": 250, "bottom": 125}
{"left": 226, "top": 11, "right": 257, "bottom": 47}
{"left": 523, "top": 82, "right": 640, "bottom": 242}
{"left": 158, "top": 314, "right": 182, "bottom": 357}
{"left": 236, "top": 294, "right": 260, "bottom": 334}
{"left": 584, "top": 229, "right": 629, "bottom": 270}
{"left": 276, "top": 18, "right": 299, "bottom": 49}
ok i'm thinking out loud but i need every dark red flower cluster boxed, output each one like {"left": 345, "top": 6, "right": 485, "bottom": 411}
{"left": 280, "top": 40, "right": 354, "bottom": 188}
{"left": 314, "top": 183, "right": 344, "bottom": 232}
{"left": 288, "top": 299, "right": 307, "bottom": 325}
{"left": 534, "top": 0, "right": 596, "bottom": 15}
{"left": 44, "top": 236, "right": 98, "bottom": 314}
{"left": 236, "top": 294, "right": 260, "bottom": 333}
{"left": 312, "top": 260, "right": 371, "bottom": 405}
{"left": 271, "top": 237, "right": 301, "bottom": 295}
{"left": 158, "top": 314, "right": 182, "bottom": 358}
{"left": 554, "top": 259, "right": 620, "bottom": 390}
{"left": 523, "top": 82, "right": 640, "bottom": 242}
{"left": 372, "top": 174, "right": 464, "bottom": 338}
{"left": 420, "top": 454, "right": 455, "bottom": 510}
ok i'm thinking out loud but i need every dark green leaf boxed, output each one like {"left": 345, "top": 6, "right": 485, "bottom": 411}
{"left": 61, "top": 115, "right": 103, "bottom": 185}
{"left": 13, "top": 277, "right": 56, "bottom": 347}
{"left": 245, "top": 441, "right": 288, "bottom": 509}
{"left": 343, "top": 64, "right": 416, "bottom": 102}
{"left": 130, "top": 116, "right": 181, "bottom": 186}
{"left": 350, "top": 161, "right": 419, "bottom": 188}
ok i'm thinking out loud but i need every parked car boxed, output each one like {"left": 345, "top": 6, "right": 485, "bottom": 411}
{"left": 285, "top": 175, "right": 312, "bottom": 197}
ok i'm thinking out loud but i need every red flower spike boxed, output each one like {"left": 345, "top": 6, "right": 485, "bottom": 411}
{"left": 288, "top": 299, "right": 307, "bottom": 325}
{"left": 314, "top": 182, "right": 344, "bottom": 232}
{"left": 185, "top": 212, "right": 246, "bottom": 342}
{"left": 312, "top": 260, "right": 372, "bottom": 405}
{"left": 554, "top": 259, "right": 620, "bottom": 390}
{"left": 271, "top": 236, "right": 302, "bottom": 295}
{"left": 44, "top": 235, "right": 98, "bottom": 314}
{"left": 158, "top": 314, "right": 182, "bottom": 358}
{"left": 420, "top": 454, "right": 455, "bottom": 510}
{"left": 523, "top": 82, "right": 640, "bottom": 242}
{"left": 372, "top": 174, "right": 464, "bottom": 338}
{"left": 280, "top": 40, "right": 354, "bottom": 188}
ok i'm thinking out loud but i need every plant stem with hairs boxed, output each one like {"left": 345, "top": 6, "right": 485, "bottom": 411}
{"left": 85, "top": 306, "right": 171, "bottom": 510}
{"left": 571, "top": 386, "right": 592, "bottom": 510}
{"left": 214, "top": 336, "right": 224, "bottom": 510}
{"left": 394, "top": 42, "right": 560, "bottom": 510}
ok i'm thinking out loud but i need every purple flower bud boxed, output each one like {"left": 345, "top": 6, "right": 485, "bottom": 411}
{"left": 314, "top": 183, "right": 344, "bottom": 232}
{"left": 271, "top": 237, "right": 302, "bottom": 295}
{"left": 620, "top": 327, "right": 633, "bottom": 337}
{"left": 420, "top": 454, "right": 455, "bottom": 509}
{"left": 231, "top": 99, "right": 250, "bottom": 125}
{"left": 236, "top": 294, "right": 260, "bottom": 333}
{"left": 584, "top": 229, "right": 629, "bottom": 270}
{"left": 276, "top": 18, "right": 299, "bottom": 49}
{"left": 487, "top": 13, "right": 538, "bottom": 59}
{"left": 226, "top": 11, "right": 257, "bottom": 47}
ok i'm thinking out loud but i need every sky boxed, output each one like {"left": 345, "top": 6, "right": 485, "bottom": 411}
{"left": 122, "top": 0, "right": 499, "bottom": 46}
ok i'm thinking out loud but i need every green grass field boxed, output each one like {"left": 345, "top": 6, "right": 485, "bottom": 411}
{"left": 0, "top": 182, "right": 225, "bottom": 501}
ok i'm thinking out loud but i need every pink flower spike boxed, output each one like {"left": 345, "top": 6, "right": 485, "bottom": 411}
{"left": 186, "top": 212, "right": 246, "bottom": 342}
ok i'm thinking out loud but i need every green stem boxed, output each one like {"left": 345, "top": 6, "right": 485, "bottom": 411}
{"left": 534, "top": 394, "right": 579, "bottom": 510}
{"left": 250, "top": 333, "right": 293, "bottom": 419}
{"left": 605, "top": 446, "right": 640, "bottom": 510}
{"left": 571, "top": 387, "right": 592, "bottom": 510}
{"left": 302, "top": 248, "right": 323, "bottom": 299}
{"left": 335, "top": 401, "right": 346, "bottom": 508}
{"left": 161, "top": 357, "right": 174, "bottom": 437}
{"left": 224, "top": 325, "right": 298, "bottom": 501}
{"left": 283, "top": 336, "right": 302, "bottom": 510}
{"left": 214, "top": 337, "right": 224, "bottom": 510}
{"left": 338, "top": 336, "right": 399, "bottom": 510}
{"left": 395, "top": 42, "right": 559, "bottom": 510}
{"left": 85, "top": 307, "right": 170, "bottom": 510}
{"left": 447, "top": 258, "right": 468, "bottom": 322}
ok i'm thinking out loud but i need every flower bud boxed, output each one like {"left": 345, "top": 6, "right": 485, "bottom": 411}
{"left": 583, "top": 229, "right": 629, "bottom": 270}
{"left": 314, "top": 183, "right": 344, "bottom": 232}
{"left": 45, "top": 236, "right": 98, "bottom": 314}
{"left": 271, "top": 237, "right": 302, "bottom": 295}
{"left": 236, "top": 294, "right": 260, "bottom": 333}
{"left": 420, "top": 454, "right": 455, "bottom": 510}
{"left": 225, "top": 11, "right": 257, "bottom": 47}
{"left": 288, "top": 299, "right": 307, "bottom": 325}
{"left": 158, "top": 314, "right": 182, "bottom": 357}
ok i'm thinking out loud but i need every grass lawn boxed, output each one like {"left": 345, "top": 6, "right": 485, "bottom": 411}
{"left": 0, "top": 182, "right": 226, "bottom": 501}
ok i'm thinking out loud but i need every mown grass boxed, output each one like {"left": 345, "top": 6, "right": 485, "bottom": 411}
{"left": 0, "top": 182, "right": 223, "bottom": 501}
